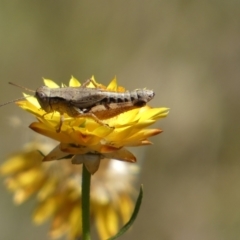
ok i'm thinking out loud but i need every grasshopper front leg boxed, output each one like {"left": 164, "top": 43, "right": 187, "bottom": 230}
{"left": 41, "top": 112, "right": 64, "bottom": 133}
{"left": 56, "top": 113, "right": 64, "bottom": 133}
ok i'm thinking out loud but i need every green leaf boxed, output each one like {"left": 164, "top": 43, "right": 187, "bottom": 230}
{"left": 107, "top": 185, "right": 143, "bottom": 240}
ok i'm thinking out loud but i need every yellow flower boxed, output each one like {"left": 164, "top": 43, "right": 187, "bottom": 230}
{"left": 16, "top": 76, "right": 169, "bottom": 173}
{"left": 0, "top": 141, "right": 140, "bottom": 240}
{"left": 1, "top": 77, "right": 169, "bottom": 239}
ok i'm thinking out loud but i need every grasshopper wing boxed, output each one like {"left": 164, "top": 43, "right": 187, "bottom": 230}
{"left": 69, "top": 89, "right": 107, "bottom": 109}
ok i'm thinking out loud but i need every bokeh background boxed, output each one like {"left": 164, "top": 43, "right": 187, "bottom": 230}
{"left": 0, "top": 1, "right": 240, "bottom": 239}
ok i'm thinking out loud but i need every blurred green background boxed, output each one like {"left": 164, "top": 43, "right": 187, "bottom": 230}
{"left": 0, "top": 1, "right": 240, "bottom": 239}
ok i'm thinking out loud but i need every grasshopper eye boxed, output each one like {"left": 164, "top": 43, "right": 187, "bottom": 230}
{"left": 38, "top": 91, "right": 46, "bottom": 98}
{"left": 35, "top": 86, "right": 50, "bottom": 104}
{"left": 36, "top": 89, "right": 48, "bottom": 99}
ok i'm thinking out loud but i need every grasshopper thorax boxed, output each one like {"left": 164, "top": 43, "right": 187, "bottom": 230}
{"left": 35, "top": 86, "right": 52, "bottom": 113}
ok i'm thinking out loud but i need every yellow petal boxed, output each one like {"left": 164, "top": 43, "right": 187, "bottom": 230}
{"left": 118, "top": 195, "right": 133, "bottom": 223}
{"left": 91, "top": 125, "right": 114, "bottom": 138}
{"left": 95, "top": 205, "right": 111, "bottom": 240}
{"left": 43, "top": 78, "right": 59, "bottom": 88}
{"left": 68, "top": 205, "right": 82, "bottom": 240}
{"left": 33, "top": 197, "right": 58, "bottom": 224}
{"left": 49, "top": 199, "right": 74, "bottom": 238}
{"left": 139, "top": 107, "right": 169, "bottom": 121}
{"left": 69, "top": 76, "right": 81, "bottom": 87}
{"left": 105, "top": 205, "right": 119, "bottom": 236}
{"left": 37, "top": 177, "right": 58, "bottom": 200}
{"left": 23, "top": 94, "right": 40, "bottom": 108}
{"left": 29, "top": 122, "right": 74, "bottom": 143}
{"left": 49, "top": 215, "right": 68, "bottom": 239}
{"left": 14, "top": 168, "right": 44, "bottom": 187}
{"left": 107, "top": 77, "right": 118, "bottom": 91}
{"left": 0, "top": 151, "right": 42, "bottom": 175}
{"left": 17, "top": 98, "right": 42, "bottom": 116}
{"left": 14, "top": 187, "right": 36, "bottom": 204}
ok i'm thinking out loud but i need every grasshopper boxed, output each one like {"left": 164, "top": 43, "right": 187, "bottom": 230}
{"left": 1, "top": 79, "right": 155, "bottom": 132}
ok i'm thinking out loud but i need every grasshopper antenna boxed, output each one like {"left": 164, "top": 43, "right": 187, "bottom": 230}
{"left": 8, "top": 82, "right": 35, "bottom": 93}
{"left": 0, "top": 96, "right": 31, "bottom": 107}
{"left": 0, "top": 82, "right": 35, "bottom": 107}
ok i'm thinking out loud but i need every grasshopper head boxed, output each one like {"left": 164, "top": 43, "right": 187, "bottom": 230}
{"left": 35, "top": 86, "right": 52, "bottom": 113}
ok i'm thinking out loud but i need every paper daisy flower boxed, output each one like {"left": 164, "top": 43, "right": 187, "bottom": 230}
{"left": 0, "top": 141, "right": 140, "bottom": 240}
{"left": 1, "top": 76, "right": 169, "bottom": 240}
{"left": 16, "top": 76, "right": 169, "bottom": 173}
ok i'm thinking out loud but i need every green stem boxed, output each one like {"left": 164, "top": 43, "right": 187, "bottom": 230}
{"left": 82, "top": 164, "right": 91, "bottom": 240}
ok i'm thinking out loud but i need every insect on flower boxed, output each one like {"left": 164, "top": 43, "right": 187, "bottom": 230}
{"left": 0, "top": 79, "right": 155, "bottom": 132}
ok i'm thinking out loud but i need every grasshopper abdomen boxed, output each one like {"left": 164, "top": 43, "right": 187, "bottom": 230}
{"left": 82, "top": 89, "right": 155, "bottom": 120}
{"left": 98, "top": 89, "right": 155, "bottom": 106}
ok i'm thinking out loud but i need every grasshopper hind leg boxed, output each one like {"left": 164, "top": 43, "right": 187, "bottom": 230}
{"left": 74, "top": 107, "right": 113, "bottom": 129}
{"left": 80, "top": 112, "right": 113, "bottom": 129}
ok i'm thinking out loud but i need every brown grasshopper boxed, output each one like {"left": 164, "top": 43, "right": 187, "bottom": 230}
{"left": 1, "top": 79, "right": 155, "bottom": 132}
